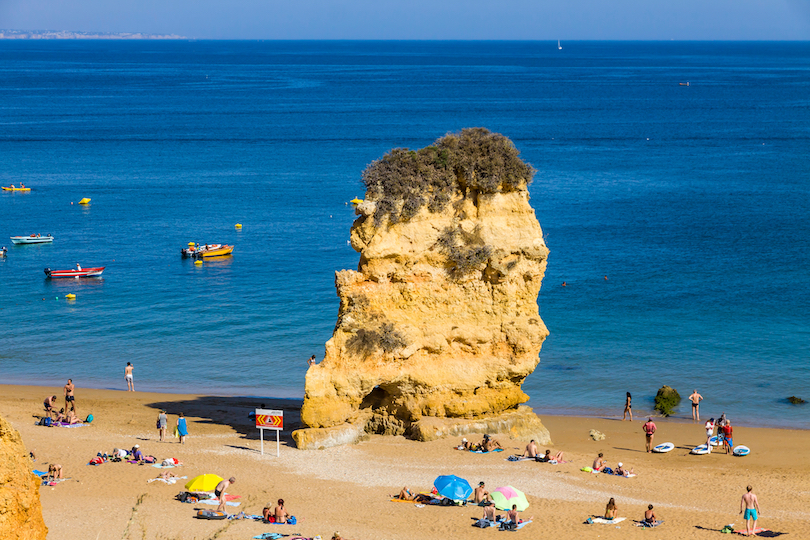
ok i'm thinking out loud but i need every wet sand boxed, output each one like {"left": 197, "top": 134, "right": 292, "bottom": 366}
{"left": 3, "top": 384, "right": 808, "bottom": 539}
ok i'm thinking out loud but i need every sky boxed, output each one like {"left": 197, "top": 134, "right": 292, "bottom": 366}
{"left": 1, "top": 0, "right": 809, "bottom": 40}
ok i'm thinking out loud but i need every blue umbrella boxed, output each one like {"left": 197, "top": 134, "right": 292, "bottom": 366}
{"left": 434, "top": 474, "right": 473, "bottom": 500}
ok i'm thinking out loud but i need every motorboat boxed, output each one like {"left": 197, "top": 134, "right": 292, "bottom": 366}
{"left": 181, "top": 243, "right": 234, "bottom": 258}
{"left": 44, "top": 266, "right": 105, "bottom": 278}
{"left": 2, "top": 186, "right": 31, "bottom": 191}
{"left": 11, "top": 235, "right": 53, "bottom": 244}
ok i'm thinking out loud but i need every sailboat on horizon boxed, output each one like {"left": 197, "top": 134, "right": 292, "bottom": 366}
{"left": 558, "top": 40, "right": 562, "bottom": 50}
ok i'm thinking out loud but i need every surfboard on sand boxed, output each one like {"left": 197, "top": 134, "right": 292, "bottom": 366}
{"left": 653, "top": 442, "right": 674, "bottom": 453}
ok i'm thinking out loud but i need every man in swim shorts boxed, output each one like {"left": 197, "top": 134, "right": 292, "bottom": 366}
{"left": 523, "top": 440, "right": 538, "bottom": 458}
{"left": 688, "top": 389, "right": 703, "bottom": 422}
{"left": 125, "top": 362, "right": 134, "bottom": 391}
{"left": 723, "top": 420, "right": 733, "bottom": 455}
{"left": 64, "top": 379, "right": 76, "bottom": 414}
{"left": 43, "top": 395, "right": 57, "bottom": 418}
{"left": 740, "top": 485, "right": 760, "bottom": 536}
{"left": 473, "top": 482, "right": 490, "bottom": 504}
{"left": 643, "top": 418, "right": 656, "bottom": 452}
{"left": 215, "top": 477, "right": 235, "bottom": 513}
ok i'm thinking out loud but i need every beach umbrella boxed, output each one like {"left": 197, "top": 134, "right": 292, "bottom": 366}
{"left": 433, "top": 474, "right": 473, "bottom": 501}
{"left": 185, "top": 474, "right": 223, "bottom": 492}
{"left": 490, "top": 485, "right": 529, "bottom": 512}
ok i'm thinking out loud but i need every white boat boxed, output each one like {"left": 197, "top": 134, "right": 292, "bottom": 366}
{"left": 558, "top": 40, "right": 562, "bottom": 50}
{"left": 10, "top": 235, "right": 53, "bottom": 244}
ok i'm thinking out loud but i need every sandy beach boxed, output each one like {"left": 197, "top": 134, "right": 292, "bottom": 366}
{"left": 4, "top": 383, "right": 808, "bottom": 539}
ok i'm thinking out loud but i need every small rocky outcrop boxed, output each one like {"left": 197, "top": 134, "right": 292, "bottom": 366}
{"left": 0, "top": 415, "right": 48, "bottom": 540}
{"left": 589, "top": 429, "right": 605, "bottom": 441}
{"left": 654, "top": 385, "right": 681, "bottom": 417}
{"left": 294, "top": 128, "right": 552, "bottom": 449}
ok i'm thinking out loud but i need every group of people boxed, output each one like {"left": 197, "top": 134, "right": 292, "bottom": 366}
{"left": 43, "top": 379, "right": 78, "bottom": 418}
{"left": 261, "top": 497, "right": 292, "bottom": 524}
{"left": 459, "top": 433, "right": 503, "bottom": 452}
{"left": 522, "top": 440, "right": 565, "bottom": 462}
{"left": 43, "top": 395, "right": 82, "bottom": 425}
{"left": 156, "top": 409, "right": 189, "bottom": 443}
{"left": 705, "top": 414, "right": 734, "bottom": 454}
{"left": 591, "top": 452, "right": 634, "bottom": 476}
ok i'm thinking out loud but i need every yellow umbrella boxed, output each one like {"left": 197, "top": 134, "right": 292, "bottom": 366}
{"left": 185, "top": 474, "right": 223, "bottom": 492}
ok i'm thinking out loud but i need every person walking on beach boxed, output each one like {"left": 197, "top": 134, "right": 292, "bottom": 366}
{"left": 623, "top": 392, "right": 633, "bottom": 421}
{"left": 176, "top": 412, "right": 188, "bottom": 444}
{"left": 215, "top": 477, "right": 235, "bottom": 513}
{"left": 64, "top": 379, "right": 76, "bottom": 414}
{"left": 125, "top": 362, "right": 134, "bottom": 391}
{"left": 740, "top": 485, "right": 760, "bottom": 536}
{"left": 688, "top": 390, "right": 703, "bottom": 421}
{"left": 643, "top": 418, "right": 656, "bottom": 452}
{"left": 157, "top": 409, "right": 167, "bottom": 442}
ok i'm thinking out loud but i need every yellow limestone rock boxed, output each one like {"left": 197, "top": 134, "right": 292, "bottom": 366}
{"left": 0, "top": 415, "right": 48, "bottom": 540}
{"left": 293, "top": 128, "right": 551, "bottom": 449}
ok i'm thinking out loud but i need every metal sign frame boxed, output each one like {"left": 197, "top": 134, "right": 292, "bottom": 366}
{"left": 255, "top": 409, "right": 283, "bottom": 456}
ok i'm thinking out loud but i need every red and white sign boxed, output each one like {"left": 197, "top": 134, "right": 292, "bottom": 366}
{"left": 255, "top": 409, "right": 283, "bottom": 430}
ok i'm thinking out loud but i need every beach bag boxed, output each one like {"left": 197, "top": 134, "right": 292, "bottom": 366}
{"left": 156, "top": 418, "right": 161, "bottom": 429}
{"left": 39, "top": 417, "right": 53, "bottom": 427}
{"left": 85, "top": 414, "right": 93, "bottom": 423}
{"left": 288, "top": 516, "right": 296, "bottom": 525}
{"left": 507, "top": 455, "right": 520, "bottom": 461}
{"left": 473, "top": 518, "right": 489, "bottom": 528}
{"left": 602, "top": 467, "right": 614, "bottom": 475}
{"left": 499, "top": 521, "right": 517, "bottom": 531}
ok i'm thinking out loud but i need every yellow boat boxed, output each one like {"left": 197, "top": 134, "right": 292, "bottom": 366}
{"left": 2, "top": 186, "right": 31, "bottom": 191}
{"left": 200, "top": 245, "right": 234, "bottom": 258}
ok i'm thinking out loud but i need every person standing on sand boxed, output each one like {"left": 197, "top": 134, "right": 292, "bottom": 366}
{"left": 176, "top": 412, "right": 188, "bottom": 444}
{"left": 215, "top": 477, "right": 235, "bottom": 514}
{"left": 688, "top": 390, "right": 703, "bottom": 421}
{"left": 643, "top": 418, "right": 656, "bottom": 452}
{"left": 623, "top": 392, "right": 633, "bottom": 421}
{"left": 43, "top": 395, "right": 57, "bottom": 418}
{"left": 64, "top": 379, "right": 76, "bottom": 414}
{"left": 705, "top": 418, "right": 715, "bottom": 452}
{"left": 125, "top": 362, "right": 134, "bottom": 391}
{"left": 157, "top": 409, "right": 167, "bottom": 442}
{"left": 740, "top": 485, "right": 760, "bottom": 536}
{"left": 723, "top": 420, "right": 734, "bottom": 455}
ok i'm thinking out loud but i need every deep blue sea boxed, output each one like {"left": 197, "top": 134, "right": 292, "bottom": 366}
{"left": 1, "top": 41, "right": 808, "bottom": 428}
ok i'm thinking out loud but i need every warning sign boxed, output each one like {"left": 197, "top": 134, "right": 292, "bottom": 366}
{"left": 255, "top": 409, "right": 283, "bottom": 430}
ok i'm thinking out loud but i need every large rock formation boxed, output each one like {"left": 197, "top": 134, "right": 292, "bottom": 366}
{"left": 0, "top": 415, "right": 48, "bottom": 540}
{"left": 293, "top": 128, "right": 551, "bottom": 449}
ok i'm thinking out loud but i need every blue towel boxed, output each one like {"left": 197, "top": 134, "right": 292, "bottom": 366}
{"left": 32, "top": 469, "right": 48, "bottom": 477}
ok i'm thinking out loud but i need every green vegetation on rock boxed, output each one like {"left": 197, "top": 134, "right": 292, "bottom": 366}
{"left": 787, "top": 396, "right": 806, "bottom": 405}
{"left": 654, "top": 385, "right": 681, "bottom": 416}
{"left": 362, "top": 128, "right": 535, "bottom": 225}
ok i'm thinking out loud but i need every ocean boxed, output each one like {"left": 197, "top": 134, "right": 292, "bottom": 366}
{"left": 1, "top": 40, "right": 808, "bottom": 428}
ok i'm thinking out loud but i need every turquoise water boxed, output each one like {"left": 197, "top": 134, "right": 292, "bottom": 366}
{"left": 1, "top": 41, "right": 808, "bottom": 428}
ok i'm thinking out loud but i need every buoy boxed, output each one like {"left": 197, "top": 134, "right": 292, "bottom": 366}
{"left": 235, "top": 223, "right": 242, "bottom": 229}
{"left": 78, "top": 198, "right": 91, "bottom": 204}
{"left": 350, "top": 198, "right": 363, "bottom": 205}
{"left": 66, "top": 294, "right": 76, "bottom": 300}
{"left": 194, "top": 260, "right": 203, "bottom": 265}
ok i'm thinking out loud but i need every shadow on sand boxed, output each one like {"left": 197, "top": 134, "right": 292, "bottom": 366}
{"left": 694, "top": 526, "right": 786, "bottom": 537}
{"left": 144, "top": 396, "right": 304, "bottom": 447}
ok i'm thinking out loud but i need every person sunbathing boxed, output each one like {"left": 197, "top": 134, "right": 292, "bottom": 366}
{"left": 65, "top": 410, "right": 81, "bottom": 424}
{"left": 605, "top": 497, "right": 618, "bottom": 520}
{"left": 53, "top": 408, "right": 66, "bottom": 423}
{"left": 393, "top": 487, "right": 416, "bottom": 500}
{"left": 536, "top": 449, "right": 565, "bottom": 462}
{"left": 483, "top": 500, "right": 496, "bottom": 521}
{"left": 159, "top": 470, "right": 179, "bottom": 480}
{"left": 643, "top": 504, "right": 658, "bottom": 525}
{"left": 593, "top": 453, "right": 607, "bottom": 472}
{"left": 615, "top": 462, "right": 634, "bottom": 476}
{"left": 473, "top": 482, "right": 491, "bottom": 504}
{"left": 273, "top": 499, "right": 290, "bottom": 523}
{"left": 481, "top": 435, "right": 503, "bottom": 452}
{"left": 458, "top": 438, "right": 479, "bottom": 451}
{"left": 47, "top": 463, "right": 63, "bottom": 481}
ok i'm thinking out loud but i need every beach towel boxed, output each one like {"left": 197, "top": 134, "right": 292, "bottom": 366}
{"left": 515, "top": 520, "right": 532, "bottom": 530}
{"left": 196, "top": 499, "right": 241, "bottom": 507}
{"left": 732, "top": 527, "right": 771, "bottom": 535}
{"left": 588, "top": 517, "right": 626, "bottom": 524}
{"left": 506, "top": 455, "right": 533, "bottom": 462}
{"left": 52, "top": 422, "right": 90, "bottom": 428}
{"left": 580, "top": 467, "right": 599, "bottom": 474}
{"left": 460, "top": 448, "right": 505, "bottom": 454}
{"left": 253, "top": 534, "right": 287, "bottom": 540}
{"left": 32, "top": 470, "right": 48, "bottom": 477}
{"left": 471, "top": 518, "right": 498, "bottom": 528}
{"left": 147, "top": 476, "right": 187, "bottom": 485}
{"left": 634, "top": 520, "right": 663, "bottom": 528}
{"left": 152, "top": 463, "right": 180, "bottom": 469}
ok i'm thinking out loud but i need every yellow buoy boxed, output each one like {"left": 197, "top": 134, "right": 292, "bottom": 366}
{"left": 235, "top": 223, "right": 242, "bottom": 229}
{"left": 78, "top": 198, "right": 91, "bottom": 204}
{"left": 194, "top": 260, "right": 203, "bottom": 265}
{"left": 350, "top": 198, "right": 363, "bottom": 205}
{"left": 65, "top": 294, "right": 76, "bottom": 300}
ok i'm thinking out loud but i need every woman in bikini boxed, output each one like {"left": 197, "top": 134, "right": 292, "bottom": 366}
{"left": 623, "top": 392, "right": 633, "bottom": 421}
{"left": 643, "top": 504, "right": 657, "bottom": 525}
{"left": 605, "top": 498, "right": 618, "bottom": 520}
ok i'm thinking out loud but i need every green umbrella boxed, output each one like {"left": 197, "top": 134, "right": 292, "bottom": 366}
{"left": 490, "top": 485, "right": 529, "bottom": 512}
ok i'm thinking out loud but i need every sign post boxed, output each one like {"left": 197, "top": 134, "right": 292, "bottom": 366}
{"left": 255, "top": 409, "right": 283, "bottom": 457}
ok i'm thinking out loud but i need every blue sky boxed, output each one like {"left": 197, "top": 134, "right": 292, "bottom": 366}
{"left": 2, "top": 0, "right": 809, "bottom": 39}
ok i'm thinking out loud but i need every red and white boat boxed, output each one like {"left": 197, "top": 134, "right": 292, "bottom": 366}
{"left": 44, "top": 266, "right": 105, "bottom": 278}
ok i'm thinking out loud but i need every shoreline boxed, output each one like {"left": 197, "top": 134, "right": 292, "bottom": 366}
{"left": 4, "top": 379, "right": 807, "bottom": 432}
{"left": 5, "top": 384, "right": 810, "bottom": 539}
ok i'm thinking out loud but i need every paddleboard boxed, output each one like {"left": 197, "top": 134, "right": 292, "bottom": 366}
{"left": 691, "top": 444, "right": 711, "bottom": 455}
{"left": 652, "top": 442, "right": 674, "bottom": 453}
{"left": 709, "top": 435, "right": 723, "bottom": 446}
{"left": 733, "top": 445, "right": 750, "bottom": 456}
